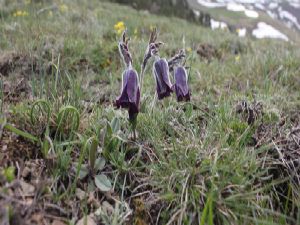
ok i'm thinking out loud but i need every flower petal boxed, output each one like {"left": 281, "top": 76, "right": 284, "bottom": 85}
{"left": 153, "top": 58, "right": 173, "bottom": 100}
{"left": 116, "top": 69, "right": 140, "bottom": 114}
{"left": 174, "top": 66, "right": 191, "bottom": 102}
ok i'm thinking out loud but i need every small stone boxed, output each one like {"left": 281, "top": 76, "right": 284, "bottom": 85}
{"left": 75, "top": 188, "right": 86, "bottom": 200}
{"left": 31, "top": 213, "right": 44, "bottom": 224}
{"left": 25, "top": 198, "right": 34, "bottom": 206}
{"left": 20, "top": 180, "right": 35, "bottom": 195}
{"left": 102, "top": 201, "right": 114, "bottom": 215}
{"left": 22, "top": 167, "right": 31, "bottom": 178}
{"left": 76, "top": 215, "right": 96, "bottom": 225}
{"left": 51, "top": 220, "right": 66, "bottom": 225}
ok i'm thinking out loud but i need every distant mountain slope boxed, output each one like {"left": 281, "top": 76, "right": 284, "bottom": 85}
{"left": 188, "top": 0, "right": 300, "bottom": 42}
{"left": 110, "top": 0, "right": 300, "bottom": 43}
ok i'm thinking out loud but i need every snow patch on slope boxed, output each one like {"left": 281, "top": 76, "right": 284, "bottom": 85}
{"left": 252, "top": 22, "right": 289, "bottom": 41}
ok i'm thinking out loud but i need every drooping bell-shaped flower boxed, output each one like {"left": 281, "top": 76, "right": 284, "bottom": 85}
{"left": 153, "top": 58, "right": 173, "bottom": 100}
{"left": 173, "top": 66, "right": 191, "bottom": 102}
{"left": 116, "top": 68, "right": 140, "bottom": 120}
{"left": 115, "top": 30, "right": 141, "bottom": 122}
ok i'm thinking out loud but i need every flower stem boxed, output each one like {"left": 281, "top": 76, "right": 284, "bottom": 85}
{"left": 129, "top": 113, "right": 138, "bottom": 141}
{"left": 150, "top": 94, "right": 157, "bottom": 114}
{"left": 139, "top": 64, "right": 146, "bottom": 94}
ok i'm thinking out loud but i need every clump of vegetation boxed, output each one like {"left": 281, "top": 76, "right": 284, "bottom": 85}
{"left": 0, "top": 0, "right": 300, "bottom": 224}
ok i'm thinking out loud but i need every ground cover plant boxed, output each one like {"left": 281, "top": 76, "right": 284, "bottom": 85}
{"left": 0, "top": 0, "right": 300, "bottom": 224}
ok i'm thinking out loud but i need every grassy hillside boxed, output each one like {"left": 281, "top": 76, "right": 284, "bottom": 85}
{"left": 1, "top": 0, "right": 300, "bottom": 224}
{"left": 187, "top": 0, "right": 300, "bottom": 44}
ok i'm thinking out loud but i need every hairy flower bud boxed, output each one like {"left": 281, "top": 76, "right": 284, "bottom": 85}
{"left": 116, "top": 69, "right": 140, "bottom": 120}
{"left": 153, "top": 58, "right": 173, "bottom": 100}
{"left": 173, "top": 66, "right": 191, "bottom": 102}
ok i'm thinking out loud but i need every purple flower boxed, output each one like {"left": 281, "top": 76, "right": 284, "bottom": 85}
{"left": 116, "top": 69, "right": 140, "bottom": 120}
{"left": 173, "top": 66, "right": 191, "bottom": 102}
{"left": 153, "top": 58, "right": 173, "bottom": 100}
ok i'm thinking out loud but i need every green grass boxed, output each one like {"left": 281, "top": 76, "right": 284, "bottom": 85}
{"left": 0, "top": 0, "right": 300, "bottom": 224}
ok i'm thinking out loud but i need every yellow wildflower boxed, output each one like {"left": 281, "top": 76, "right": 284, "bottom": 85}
{"left": 186, "top": 47, "right": 192, "bottom": 53}
{"left": 13, "top": 10, "right": 29, "bottom": 17}
{"left": 59, "top": 4, "right": 68, "bottom": 13}
{"left": 114, "top": 21, "right": 125, "bottom": 34}
{"left": 15, "top": 10, "right": 22, "bottom": 17}
{"left": 114, "top": 21, "right": 125, "bottom": 30}
{"left": 134, "top": 28, "right": 138, "bottom": 35}
{"left": 235, "top": 55, "right": 240, "bottom": 62}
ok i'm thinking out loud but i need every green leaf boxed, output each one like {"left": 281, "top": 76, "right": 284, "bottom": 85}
{"left": 42, "top": 127, "right": 51, "bottom": 158}
{"left": 94, "top": 174, "right": 112, "bottom": 192}
{"left": 0, "top": 116, "right": 7, "bottom": 140}
{"left": 110, "top": 117, "right": 120, "bottom": 133}
{"left": 104, "top": 122, "right": 112, "bottom": 146}
{"left": 42, "top": 138, "right": 49, "bottom": 158}
{"left": 89, "top": 137, "right": 98, "bottom": 171}
{"left": 4, "top": 123, "right": 38, "bottom": 142}
{"left": 57, "top": 105, "right": 80, "bottom": 132}
{"left": 30, "top": 99, "right": 51, "bottom": 126}
{"left": 184, "top": 103, "right": 193, "bottom": 118}
{"left": 200, "top": 194, "right": 214, "bottom": 225}
{"left": 94, "top": 158, "right": 106, "bottom": 171}
{"left": 78, "top": 164, "right": 89, "bottom": 179}
{"left": 88, "top": 180, "right": 96, "bottom": 192}
{"left": 103, "top": 122, "right": 114, "bottom": 159}
{"left": 3, "top": 166, "right": 15, "bottom": 182}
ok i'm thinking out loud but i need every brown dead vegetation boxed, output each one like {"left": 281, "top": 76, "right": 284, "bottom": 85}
{"left": 0, "top": 52, "right": 38, "bottom": 77}
{"left": 0, "top": 52, "right": 38, "bottom": 104}
{"left": 196, "top": 43, "right": 221, "bottom": 62}
{"left": 236, "top": 100, "right": 300, "bottom": 217}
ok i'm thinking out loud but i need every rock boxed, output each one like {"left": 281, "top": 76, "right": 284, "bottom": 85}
{"left": 2, "top": 145, "right": 8, "bottom": 151}
{"left": 75, "top": 188, "right": 86, "bottom": 200}
{"left": 22, "top": 167, "right": 31, "bottom": 179}
{"left": 102, "top": 201, "right": 114, "bottom": 215}
{"left": 76, "top": 215, "right": 96, "bottom": 225}
{"left": 51, "top": 220, "right": 66, "bottom": 225}
{"left": 20, "top": 180, "right": 35, "bottom": 196}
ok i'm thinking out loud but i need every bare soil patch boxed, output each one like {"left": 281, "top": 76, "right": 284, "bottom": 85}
{"left": 0, "top": 52, "right": 38, "bottom": 77}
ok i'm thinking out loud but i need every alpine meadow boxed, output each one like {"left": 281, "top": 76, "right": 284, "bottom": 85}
{"left": 0, "top": 0, "right": 300, "bottom": 225}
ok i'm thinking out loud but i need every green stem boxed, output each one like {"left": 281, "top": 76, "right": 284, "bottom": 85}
{"left": 139, "top": 65, "right": 146, "bottom": 95}
{"left": 4, "top": 123, "right": 39, "bottom": 143}
{"left": 129, "top": 113, "right": 138, "bottom": 140}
